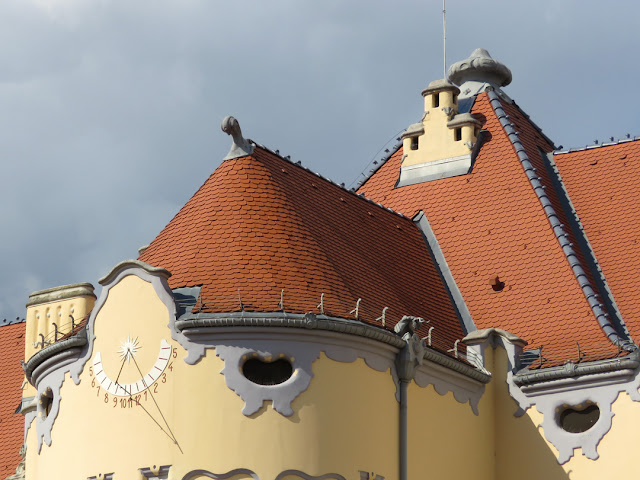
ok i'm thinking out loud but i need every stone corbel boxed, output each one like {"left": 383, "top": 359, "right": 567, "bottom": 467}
{"left": 394, "top": 316, "right": 427, "bottom": 381}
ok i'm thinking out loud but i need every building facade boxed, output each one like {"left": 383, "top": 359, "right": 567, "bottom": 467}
{"left": 5, "top": 48, "right": 640, "bottom": 480}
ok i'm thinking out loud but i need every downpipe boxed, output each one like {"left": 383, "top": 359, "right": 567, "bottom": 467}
{"left": 395, "top": 333, "right": 424, "bottom": 480}
{"left": 398, "top": 379, "right": 409, "bottom": 480}
{"left": 393, "top": 317, "right": 429, "bottom": 480}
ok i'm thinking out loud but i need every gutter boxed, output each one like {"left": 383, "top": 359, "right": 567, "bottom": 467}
{"left": 514, "top": 350, "right": 640, "bottom": 386}
{"left": 176, "top": 312, "right": 490, "bottom": 383}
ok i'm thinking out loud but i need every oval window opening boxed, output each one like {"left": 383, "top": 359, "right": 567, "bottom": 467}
{"left": 558, "top": 404, "right": 600, "bottom": 433}
{"left": 242, "top": 358, "right": 293, "bottom": 386}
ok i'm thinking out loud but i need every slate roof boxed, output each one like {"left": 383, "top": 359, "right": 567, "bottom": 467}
{"left": 0, "top": 322, "right": 25, "bottom": 478}
{"left": 358, "top": 92, "right": 625, "bottom": 366}
{"left": 139, "top": 147, "right": 467, "bottom": 353}
{"left": 554, "top": 140, "right": 640, "bottom": 342}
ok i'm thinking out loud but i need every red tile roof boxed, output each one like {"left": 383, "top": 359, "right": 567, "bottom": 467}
{"left": 358, "top": 93, "right": 622, "bottom": 366}
{"left": 139, "top": 147, "right": 466, "bottom": 352}
{"left": 0, "top": 322, "right": 25, "bottom": 478}
{"left": 554, "top": 140, "right": 640, "bottom": 342}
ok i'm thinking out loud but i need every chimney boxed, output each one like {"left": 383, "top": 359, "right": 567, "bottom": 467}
{"left": 397, "top": 48, "right": 511, "bottom": 187}
{"left": 398, "top": 78, "right": 482, "bottom": 187}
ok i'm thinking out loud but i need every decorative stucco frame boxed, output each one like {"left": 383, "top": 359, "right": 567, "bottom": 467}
{"left": 177, "top": 311, "right": 489, "bottom": 417}
{"left": 179, "top": 317, "right": 399, "bottom": 417}
{"left": 182, "top": 469, "right": 348, "bottom": 480}
{"left": 466, "top": 328, "right": 640, "bottom": 463}
{"left": 27, "top": 260, "right": 176, "bottom": 452}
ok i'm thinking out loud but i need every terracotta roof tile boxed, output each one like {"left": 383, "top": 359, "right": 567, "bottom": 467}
{"left": 139, "top": 148, "right": 466, "bottom": 351}
{"left": 358, "top": 93, "right": 619, "bottom": 365}
{"left": 554, "top": 140, "right": 640, "bottom": 342}
{"left": 0, "top": 322, "right": 25, "bottom": 478}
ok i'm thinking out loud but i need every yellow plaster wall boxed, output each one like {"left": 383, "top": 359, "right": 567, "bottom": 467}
{"left": 490, "top": 345, "right": 640, "bottom": 480}
{"left": 406, "top": 378, "right": 495, "bottom": 480}
{"left": 26, "top": 274, "right": 399, "bottom": 480}
{"left": 489, "top": 347, "right": 570, "bottom": 479}
{"left": 28, "top": 272, "right": 640, "bottom": 480}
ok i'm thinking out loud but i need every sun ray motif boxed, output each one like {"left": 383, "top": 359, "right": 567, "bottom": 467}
{"left": 118, "top": 336, "right": 141, "bottom": 363}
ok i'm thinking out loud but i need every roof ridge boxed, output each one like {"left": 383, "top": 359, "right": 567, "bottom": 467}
{"left": 507, "top": 98, "right": 556, "bottom": 150}
{"left": 487, "top": 87, "right": 634, "bottom": 351}
{"left": 1, "top": 317, "right": 25, "bottom": 326}
{"left": 251, "top": 143, "right": 407, "bottom": 220}
{"left": 555, "top": 136, "right": 640, "bottom": 154}
{"left": 352, "top": 140, "right": 403, "bottom": 191}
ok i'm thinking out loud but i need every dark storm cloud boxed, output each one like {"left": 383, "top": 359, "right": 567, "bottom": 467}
{"left": 1, "top": 0, "right": 639, "bottom": 319}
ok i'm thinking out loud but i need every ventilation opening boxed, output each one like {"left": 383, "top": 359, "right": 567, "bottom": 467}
{"left": 455, "top": 128, "right": 462, "bottom": 142}
{"left": 410, "top": 137, "right": 419, "bottom": 150}
{"left": 491, "top": 276, "right": 505, "bottom": 292}
{"left": 40, "top": 388, "right": 53, "bottom": 418}
{"left": 242, "top": 358, "right": 293, "bottom": 386}
{"left": 558, "top": 403, "right": 600, "bottom": 433}
{"left": 432, "top": 93, "right": 440, "bottom": 108}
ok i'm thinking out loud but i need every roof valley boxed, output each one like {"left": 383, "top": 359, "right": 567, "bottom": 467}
{"left": 487, "top": 87, "right": 632, "bottom": 350}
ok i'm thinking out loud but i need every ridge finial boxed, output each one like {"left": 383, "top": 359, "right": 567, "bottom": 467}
{"left": 447, "top": 48, "right": 512, "bottom": 88}
{"left": 221, "top": 116, "right": 255, "bottom": 160}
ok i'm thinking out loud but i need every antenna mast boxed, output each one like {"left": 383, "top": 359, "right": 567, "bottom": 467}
{"left": 442, "top": 0, "right": 447, "bottom": 78}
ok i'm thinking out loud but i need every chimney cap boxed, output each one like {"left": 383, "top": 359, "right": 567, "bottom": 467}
{"left": 447, "top": 113, "right": 483, "bottom": 129}
{"left": 447, "top": 48, "right": 512, "bottom": 88}
{"left": 421, "top": 79, "right": 460, "bottom": 97}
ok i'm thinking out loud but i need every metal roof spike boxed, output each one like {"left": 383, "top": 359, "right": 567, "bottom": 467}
{"left": 376, "top": 307, "right": 389, "bottom": 327}
{"left": 350, "top": 298, "right": 362, "bottom": 320}
{"left": 317, "top": 293, "right": 324, "bottom": 314}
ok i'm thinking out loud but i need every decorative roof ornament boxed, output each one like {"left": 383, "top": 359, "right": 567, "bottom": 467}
{"left": 447, "top": 48, "right": 512, "bottom": 88}
{"left": 221, "top": 116, "right": 255, "bottom": 160}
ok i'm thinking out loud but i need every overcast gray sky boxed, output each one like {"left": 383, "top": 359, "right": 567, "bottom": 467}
{"left": 1, "top": 0, "right": 639, "bottom": 321}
